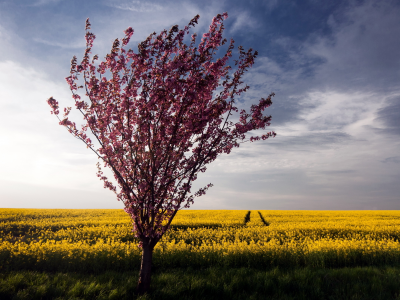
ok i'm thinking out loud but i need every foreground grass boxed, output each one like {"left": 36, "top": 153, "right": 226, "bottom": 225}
{"left": 1, "top": 266, "right": 400, "bottom": 300}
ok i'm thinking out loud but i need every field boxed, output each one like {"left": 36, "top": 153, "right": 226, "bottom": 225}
{"left": 1, "top": 209, "right": 400, "bottom": 299}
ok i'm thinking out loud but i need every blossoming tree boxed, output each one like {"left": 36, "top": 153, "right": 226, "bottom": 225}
{"left": 47, "top": 13, "right": 276, "bottom": 294}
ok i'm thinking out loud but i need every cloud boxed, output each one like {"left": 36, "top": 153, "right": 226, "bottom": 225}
{"left": 306, "top": 0, "right": 400, "bottom": 92}
{"left": 106, "top": 0, "right": 163, "bottom": 12}
{"left": 297, "top": 91, "right": 383, "bottom": 131}
{"left": 237, "top": 0, "right": 400, "bottom": 155}
{"left": 0, "top": 60, "right": 97, "bottom": 187}
{"left": 381, "top": 157, "right": 400, "bottom": 164}
{"left": 33, "top": 37, "right": 84, "bottom": 49}
{"left": 26, "top": 0, "right": 61, "bottom": 7}
{"left": 229, "top": 11, "right": 259, "bottom": 33}
{"left": 0, "top": 58, "right": 122, "bottom": 208}
{"left": 374, "top": 95, "right": 400, "bottom": 136}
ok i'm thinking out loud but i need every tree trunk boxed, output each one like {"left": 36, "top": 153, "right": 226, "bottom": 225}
{"left": 137, "top": 243, "right": 153, "bottom": 295}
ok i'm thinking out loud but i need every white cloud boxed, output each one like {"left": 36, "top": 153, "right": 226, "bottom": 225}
{"left": 0, "top": 60, "right": 119, "bottom": 208}
{"left": 27, "top": 0, "right": 61, "bottom": 7}
{"left": 107, "top": 0, "right": 163, "bottom": 12}
{"left": 230, "top": 11, "right": 259, "bottom": 33}
{"left": 33, "top": 37, "right": 84, "bottom": 49}
{"left": 297, "top": 91, "right": 384, "bottom": 131}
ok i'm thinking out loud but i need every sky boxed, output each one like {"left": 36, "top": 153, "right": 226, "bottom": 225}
{"left": 0, "top": 0, "right": 399, "bottom": 210}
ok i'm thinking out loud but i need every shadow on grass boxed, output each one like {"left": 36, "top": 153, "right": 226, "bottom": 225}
{"left": 1, "top": 266, "right": 400, "bottom": 300}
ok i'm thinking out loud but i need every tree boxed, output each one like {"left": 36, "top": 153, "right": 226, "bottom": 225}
{"left": 47, "top": 12, "right": 276, "bottom": 295}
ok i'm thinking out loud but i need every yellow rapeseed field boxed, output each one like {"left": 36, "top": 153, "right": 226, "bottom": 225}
{"left": 0, "top": 209, "right": 399, "bottom": 272}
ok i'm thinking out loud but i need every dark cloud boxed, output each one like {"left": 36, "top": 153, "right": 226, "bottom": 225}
{"left": 318, "top": 169, "right": 356, "bottom": 175}
{"left": 265, "top": 132, "right": 354, "bottom": 149}
{"left": 233, "top": 0, "right": 400, "bottom": 135}
{"left": 305, "top": 0, "right": 400, "bottom": 93}
{"left": 375, "top": 96, "right": 400, "bottom": 136}
{"left": 381, "top": 157, "right": 400, "bottom": 164}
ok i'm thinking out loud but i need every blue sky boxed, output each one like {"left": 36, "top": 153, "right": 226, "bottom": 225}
{"left": 0, "top": 0, "right": 399, "bottom": 209}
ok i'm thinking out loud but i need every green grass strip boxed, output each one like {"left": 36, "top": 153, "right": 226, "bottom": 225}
{"left": 1, "top": 266, "right": 400, "bottom": 299}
